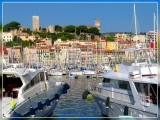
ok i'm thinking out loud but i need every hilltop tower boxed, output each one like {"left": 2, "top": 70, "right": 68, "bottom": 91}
{"left": 32, "top": 16, "right": 39, "bottom": 31}
{"left": 95, "top": 18, "right": 100, "bottom": 30}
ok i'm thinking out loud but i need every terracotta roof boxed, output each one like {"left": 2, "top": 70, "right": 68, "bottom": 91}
{"left": 37, "top": 46, "right": 49, "bottom": 49}
{"left": 27, "top": 46, "right": 35, "bottom": 49}
{"left": 13, "top": 46, "right": 21, "bottom": 49}
{"left": 60, "top": 44, "right": 69, "bottom": 46}
{"left": 118, "top": 41, "right": 131, "bottom": 44}
{"left": 93, "top": 49, "right": 115, "bottom": 53}
{"left": 48, "top": 46, "right": 55, "bottom": 50}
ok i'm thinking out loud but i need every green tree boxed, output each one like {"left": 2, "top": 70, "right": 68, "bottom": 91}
{"left": 6, "top": 41, "right": 14, "bottom": 46}
{"left": 50, "top": 33, "right": 57, "bottom": 42}
{"left": 42, "top": 28, "right": 47, "bottom": 33}
{"left": 3, "top": 21, "right": 21, "bottom": 32}
{"left": 13, "top": 36, "right": 22, "bottom": 43}
{"left": 56, "top": 32, "right": 64, "bottom": 38}
{"left": 55, "top": 25, "right": 63, "bottom": 32}
{"left": 0, "top": 24, "right": 2, "bottom": 31}
{"left": 64, "top": 32, "right": 75, "bottom": 39}
{"left": 76, "top": 25, "right": 88, "bottom": 34}
{"left": 22, "top": 28, "right": 32, "bottom": 35}
{"left": 64, "top": 25, "right": 76, "bottom": 33}
{"left": 106, "top": 36, "right": 116, "bottom": 41}
{"left": 22, "top": 40, "right": 33, "bottom": 47}
{"left": 61, "top": 37, "right": 68, "bottom": 41}
{"left": 55, "top": 32, "right": 75, "bottom": 41}
{"left": 88, "top": 27, "right": 100, "bottom": 35}
{"left": 79, "top": 34, "right": 86, "bottom": 40}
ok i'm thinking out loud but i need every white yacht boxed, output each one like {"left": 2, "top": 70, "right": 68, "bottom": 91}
{"left": 69, "top": 70, "right": 83, "bottom": 76}
{"left": 88, "top": 48, "right": 158, "bottom": 117}
{"left": 49, "top": 69, "right": 63, "bottom": 76}
{"left": 2, "top": 67, "right": 70, "bottom": 117}
{"left": 83, "top": 70, "right": 96, "bottom": 76}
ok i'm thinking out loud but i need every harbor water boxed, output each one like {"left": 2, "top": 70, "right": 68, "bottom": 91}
{"left": 49, "top": 76, "right": 102, "bottom": 117}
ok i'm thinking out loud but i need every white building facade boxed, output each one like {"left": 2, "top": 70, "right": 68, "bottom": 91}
{"left": 3, "top": 32, "right": 13, "bottom": 42}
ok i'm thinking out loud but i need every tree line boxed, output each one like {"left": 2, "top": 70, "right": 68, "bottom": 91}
{"left": 3, "top": 21, "right": 102, "bottom": 47}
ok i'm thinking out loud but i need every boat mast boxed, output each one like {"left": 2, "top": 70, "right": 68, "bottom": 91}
{"left": 12, "top": 47, "right": 14, "bottom": 63}
{"left": 134, "top": 2, "right": 138, "bottom": 48}
{"left": 153, "top": 13, "right": 156, "bottom": 55}
{"left": 96, "top": 40, "right": 97, "bottom": 65}
{"left": 100, "top": 37, "right": 102, "bottom": 66}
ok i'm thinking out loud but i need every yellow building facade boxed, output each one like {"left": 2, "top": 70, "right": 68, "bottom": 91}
{"left": 106, "top": 42, "right": 118, "bottom": 50}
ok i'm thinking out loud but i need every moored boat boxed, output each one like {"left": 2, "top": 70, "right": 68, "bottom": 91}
{"left": 87, "top": 48, "right": 158, "bottom": 117}
{"left": 2, "top": 67, "right": 70, "bottom": 117}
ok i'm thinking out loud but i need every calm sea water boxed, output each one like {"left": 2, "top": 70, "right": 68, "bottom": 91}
{"left": 49, "top": 76, "right": 102, "bottom": 118}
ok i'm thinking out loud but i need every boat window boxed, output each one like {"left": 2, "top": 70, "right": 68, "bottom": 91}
{"left": 3, "top": 74, "right": 23, "bottom": 98}
{"left": 32, "top": 74, "right": 40, "bottom": 85}
{"left": 102, "top": 78, "right": 111, "bottom": 83}
{"left": 40, "top": 72, "right": 45, "bottom": 81}
{"left": 134, "top": 83, "right": 148, "bottom": 95}
{"left": 45, "top": 72, "right": 48, "bottom": 80}
{"left": 150, "top": 84, "right": 157, "bottom": 104}
{"left": 135, "top": 83, "right": 157, "bottom": 104}
{"left": 118, "top": 81, "right": 131, "bottom": 90}
{"left": 24, "top": 73, "right": 41, "bottom": 92}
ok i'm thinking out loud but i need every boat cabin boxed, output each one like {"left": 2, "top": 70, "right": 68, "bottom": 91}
{"left": 101, "top": 77, "right": 157, "bottom": 105}
{"left": 3, "top": 68, "right": 48, "bottom": 99}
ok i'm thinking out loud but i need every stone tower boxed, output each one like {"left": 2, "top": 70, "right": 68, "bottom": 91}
{"left": 95, "top": 18, "right": 100, "bottom": 30}
{"left": 32, "top": 16, "right": 39, "bottom": 31}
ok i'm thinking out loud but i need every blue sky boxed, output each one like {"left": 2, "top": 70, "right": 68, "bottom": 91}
{"left": 2, "top": 1, "right": 158, "bottom": 33}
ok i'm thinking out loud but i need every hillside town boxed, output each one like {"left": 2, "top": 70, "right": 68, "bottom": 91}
{"left": 3, "top": 16, "right": 157, "bottom": 67}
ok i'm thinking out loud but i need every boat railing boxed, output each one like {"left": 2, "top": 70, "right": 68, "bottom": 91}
{"left": 138, "top": 93, "right": 157, "bottom": 106}
{"left": 92, "top": 86, "right": 135, "bottom": 104}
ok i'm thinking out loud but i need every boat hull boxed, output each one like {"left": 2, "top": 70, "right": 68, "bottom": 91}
{"left": 50, "top": 72, "right": 63, "bottom": 76}
{"left": 3, "top": 82, "right": 69, "bottom": 117}
{"left": 83, "top": 70, "right": 96, "bottom": 75}
{"left": 94, "top": 95, "right": 157, "bottom": 117}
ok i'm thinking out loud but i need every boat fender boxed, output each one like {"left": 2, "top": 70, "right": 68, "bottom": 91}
{"left": 87, "top": 94, "right": 93, "bottom": 101}
{"left": 54, "top": 94, "right": 59, "bottom": 100}
{"left": 45, "top": 98, "right": 51, "bottom": 106}
{"left": 37, "top": 101, "right": 43, "bottom": 110}
{"left": 105, "top": 97, "right": 110, "bottom": 108}
{"left": 62, "top": 88, "right": 67, "bottom": 94}
{"left": 82, "top": 90, "right": 90, "bottom": 100}
{"left": 29, "top": 107, "right": 35, "bottom": 115}
{"left": 64, "top": 83, "right": 70, "bottom": 90}
{"left": 124, "top": 106, "right": 129, "bottom": 115}
{"left": 10, "top": 111, "right": 22, "bottom": 117}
